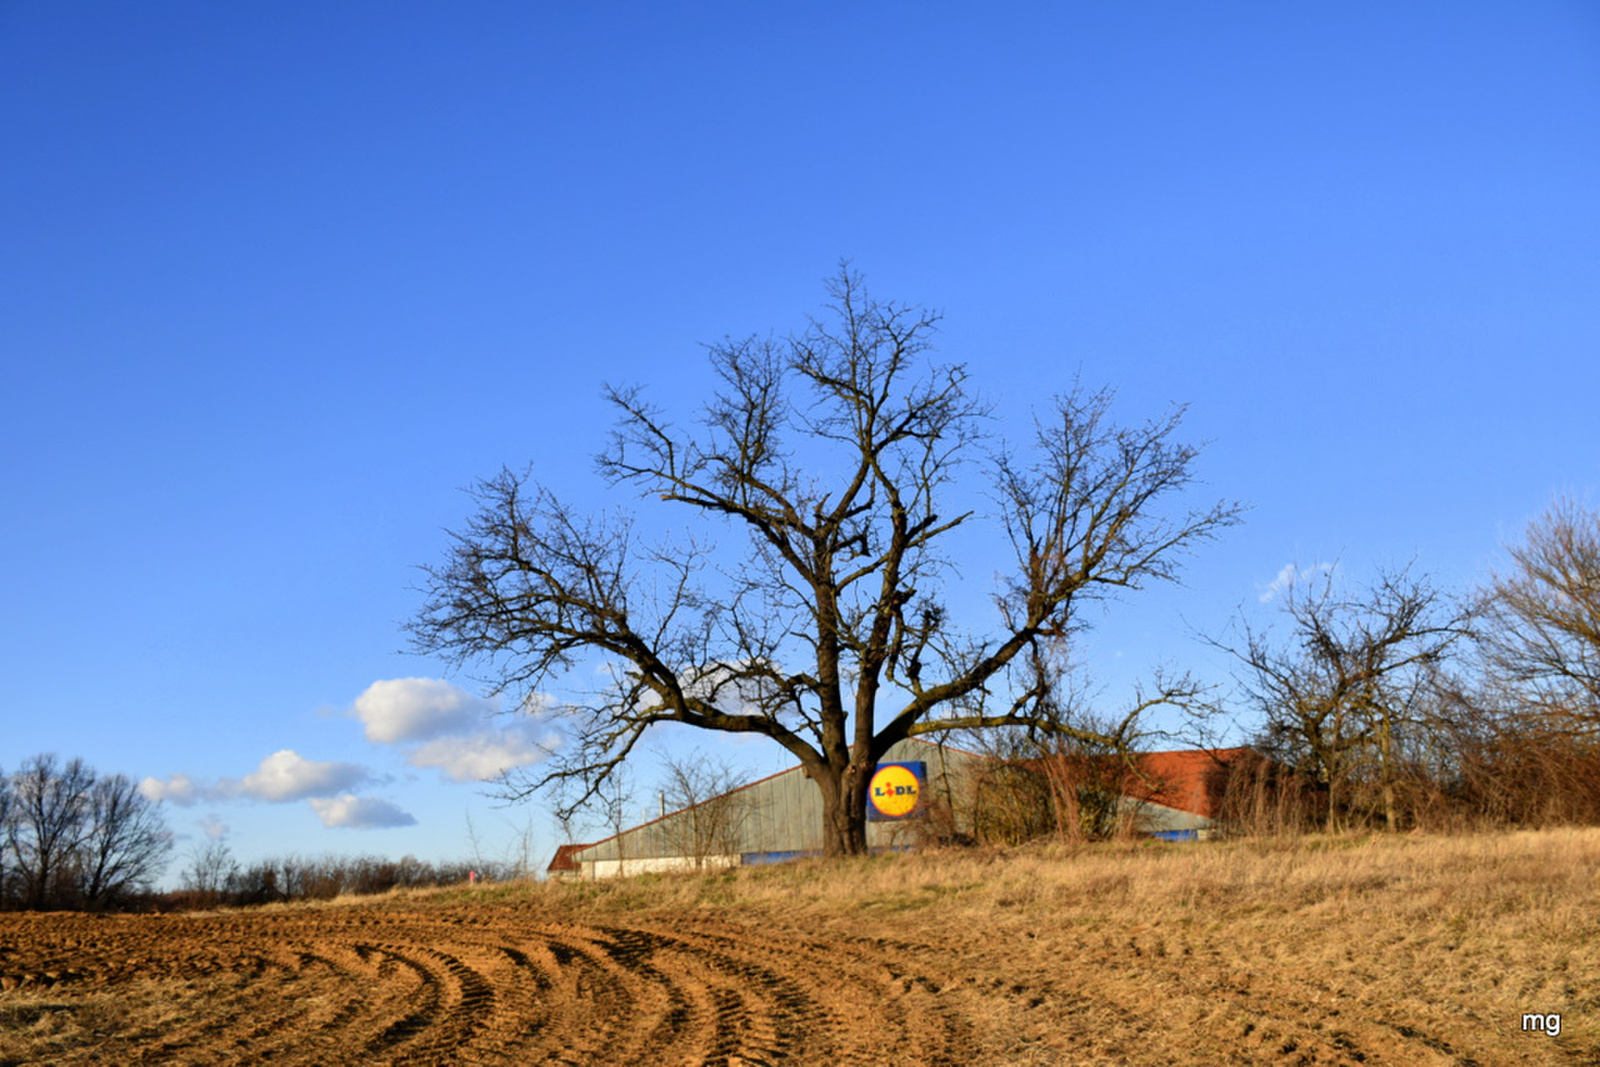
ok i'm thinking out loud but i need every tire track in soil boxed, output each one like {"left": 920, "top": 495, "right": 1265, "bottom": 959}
{"left": 594, "top": 925, "right": 818, "bottom": 1064}
{"left": 147, "top": 943, "right": 361, "bottom": 1061}
{"left": 1161, "top": 932, "right": 1490, "bottom": 1065}
{"left": 0, "top": 908, "right": 973, "bottom": 1064}
{"left": 535, "top": 928, "right": 652, "bottom": 1064}
{"left": 595, "top": 920, "right": 974, "bottom": 1065}
{"left": 375, "top": 946, "right": 498, "bottom": 1061}
{"left": 363, "top": 948, "right": 445, "bottom": 1056}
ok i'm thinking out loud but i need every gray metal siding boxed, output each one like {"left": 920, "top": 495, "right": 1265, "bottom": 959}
{"left": 574, "top": 738, "right": 985, "bottom": 864}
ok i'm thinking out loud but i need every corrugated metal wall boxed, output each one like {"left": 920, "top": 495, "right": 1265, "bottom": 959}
{"left": 575, "top": 738, "right": 984, "bottom": 864}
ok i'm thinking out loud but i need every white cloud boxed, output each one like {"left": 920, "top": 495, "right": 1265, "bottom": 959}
{"left": 199, "top": 814, "right": 229, "bottom": 840}
{"left": 140, "top": 677, "right": 548, "bottom": 821}
{"left": 407, "top": 730, "right": 556, "bottom": 783}
{"left": 679, "top": 660, "right": 771, "bottom": 705}
{"left": 1258, "top": 562, "right": 1336, "bottom": 603}
{"left": 308, "top": 794, "right": 417, "bottom": 829}
{"left": 140, "top": 750, "right": 370, "bottom": 807}
{"left": 346, "top": 677, "right": 558, "bottom": 783}
{"left": 353, "top": 677, "right": 493, "bottom": 743}
{"left": 140, "top": 772, "right": 202, "bottom": 806}
{"left": 239, "top": 749, "right": 368, "bottom": 802}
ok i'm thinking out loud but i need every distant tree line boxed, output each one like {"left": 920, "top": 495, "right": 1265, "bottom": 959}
{"left": 168, "top": 843, "right": 525, "bottom": 909}
{"left": 0, "top": 753, "right": 535, "bottom": 913}
{"left": 0, "top": 753, "right": 173, "bottom": 911}
{"left": 1217, "top": 497, "right": 1600, "bottom": 834}
{"left": 955, "top": 498, "right": 1600, "bottom": 841}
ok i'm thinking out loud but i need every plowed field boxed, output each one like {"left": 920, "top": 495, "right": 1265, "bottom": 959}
{"left": 2, "top": 831, "right": 1596, "bottom": 1064}
{"left": 0, "top": 908, "right": 973, "bottom": 1064}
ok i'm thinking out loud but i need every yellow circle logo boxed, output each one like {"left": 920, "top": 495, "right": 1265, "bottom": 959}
{"left": 869, "top": 764, "right": 920, "bottom": 818}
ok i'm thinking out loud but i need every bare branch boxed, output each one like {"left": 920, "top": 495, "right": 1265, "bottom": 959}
{"left": 1212, "top": 564, "right": 1472, "bottom": 830}
{"left": 412, "top": 267, "right": 1238, "bottom": 855}
{"left": 1478, "top": 497, "right": 1600, "bottom": 731}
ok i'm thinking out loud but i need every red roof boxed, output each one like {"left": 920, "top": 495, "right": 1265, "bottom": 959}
{"left": 1121, "top": 747, "right": 1259, "bottom": 819}
{"left": 545, "top": 842, "right": 594, "bottom": 873}
{"left": 1015, "top": 746, "right": 1261, "bottom": 820}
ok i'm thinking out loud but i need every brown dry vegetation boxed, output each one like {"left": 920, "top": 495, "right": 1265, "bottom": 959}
{"left": 2, "top": 828, "right": 1596, "bottom": 1065}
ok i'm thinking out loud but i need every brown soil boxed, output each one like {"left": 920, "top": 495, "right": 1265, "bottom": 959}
{"left": 1, "top": 832, "right": 1595, "bottom": 1064}
{"left": 0, "top": 906, "right": 974, "bottom": 1065}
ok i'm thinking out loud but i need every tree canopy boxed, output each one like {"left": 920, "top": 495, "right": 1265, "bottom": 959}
{"left": 412, "top": 268, "right": 1241, "bottom": 854}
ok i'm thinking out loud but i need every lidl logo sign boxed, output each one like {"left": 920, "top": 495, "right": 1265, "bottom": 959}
{"left": 868, "top": 762, "right": 924, "bottom": 820}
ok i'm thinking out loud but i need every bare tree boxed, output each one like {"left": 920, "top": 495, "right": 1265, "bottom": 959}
{"left": 181, "top": 841, "right": 240, "bottom": 906}
{"left": 6, "top": 753, "right": 95, "bottom": 909}
{"left": 593, "top": 764, "right": 635, "bottom": 873}
{"left": 501, "top": 814, "right": 539, "bottom": 881}
{"left": 413, "top": 267, "right": 1240, "bottom": 855}
{"left": 1478, "top": 497, "right": 1600, "bottom": 733}
{"left": 1218, "top": 567, "right": 1471, "bottom": 831}
{"left": 77, "top": 773, "right": 173, "bottom": 908}
{"left": 658, "top": 750, "right": 752, "bottom": 868}
{"left": 0, "top": 766, "right": 12, "bottom": 906}
{"left": 961, "top": 660, "right": 1207, "bottom": 844}
{"left": 463, "top": 811, "right": 489, "bottom": 880}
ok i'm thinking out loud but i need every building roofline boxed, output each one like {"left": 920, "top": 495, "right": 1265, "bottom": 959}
{"left": 553, "top": 740, "right": 1267, "bottom": 860}
{"left": 559, "top": 736, "right": 983, "bottom": 854}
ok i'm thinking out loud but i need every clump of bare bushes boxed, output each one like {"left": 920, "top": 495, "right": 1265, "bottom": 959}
{"left": 958, "top": 732, "right": 1146, "bottom": 846}
{"left": 1210, "top": 498, "right": 1600, "bottom": 836}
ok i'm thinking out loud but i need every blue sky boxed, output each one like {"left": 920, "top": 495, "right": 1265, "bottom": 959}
{"left": 4, "top": 3, "right": 1597, "bottom": 876}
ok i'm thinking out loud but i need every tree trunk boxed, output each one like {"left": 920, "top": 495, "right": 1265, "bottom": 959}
{"left": 1378, "top": 713, "right": 1399, "bottom": 831}
{"left": 815, "top": 765, "right": 870, "bottom": 856}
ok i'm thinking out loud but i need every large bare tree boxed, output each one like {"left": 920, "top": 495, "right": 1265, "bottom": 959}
{"left": 6, "top": 753, "right": 94, "bottom": 909}
{"left": 77, "top": 773, "right": 173, "bottom": 908}
{"left": 1, "top": 757, "right": 173, "bottom": 910}
{"left": 412, "top": 268, "right": 1240, "bottom": 855}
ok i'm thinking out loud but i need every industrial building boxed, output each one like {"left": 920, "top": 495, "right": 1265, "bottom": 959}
{"left": 547, "top": 740, "right": 1255, "bottom": 879}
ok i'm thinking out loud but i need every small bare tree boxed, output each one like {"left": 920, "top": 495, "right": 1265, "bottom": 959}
{"left": 501, "top": 815, "right": 539, "bottom": 881}
{"left": 593, "top": 765, "right": 635, "bottom": 874}
{"left": 1478, "top": 497, "right": 1600, "bottom": 733}
{"left": 658, "top": 750, "right": 752, "bottom": 868}
{"left": 181, "top": 841, "right": 240, "bottom": 906}
{"left": 1218, "top": 566, "right": 1470, "bottom": 831}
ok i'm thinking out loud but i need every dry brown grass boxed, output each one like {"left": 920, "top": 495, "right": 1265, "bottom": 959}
{"left": 527, "top": 827, "right": 1600, "bottom": 1062}
{"left": 2, "top": 827, "right": 1595, "bottom": 1063}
